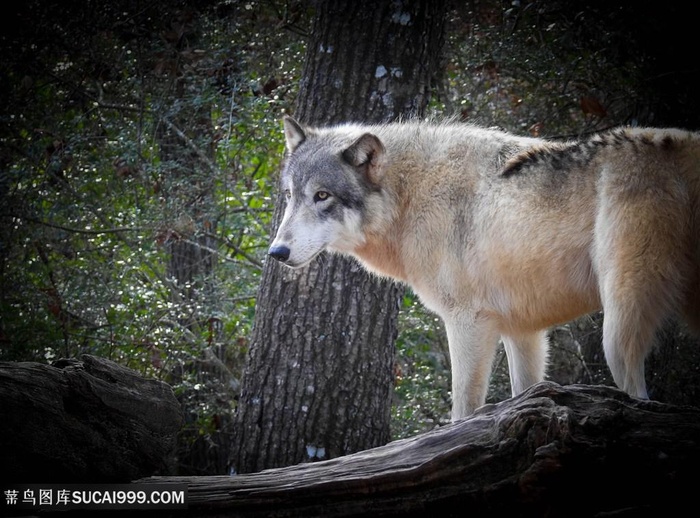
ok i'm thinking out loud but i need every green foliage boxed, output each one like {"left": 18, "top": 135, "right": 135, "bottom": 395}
{"left": 391, "top": 291, "right": 451, "bottom": 439}
{"left": 437, "top": 2, "right": 646, "bottom": 136}
{"left": 0, "top": 1, "right": 305, "bottom": 443}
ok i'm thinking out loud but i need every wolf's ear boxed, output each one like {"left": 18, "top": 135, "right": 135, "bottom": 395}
{"left": 342, "top": 133, "right": 386, "bottom": 186}
{"left": 283, "top": 116, "right": 306, "bottom": 153}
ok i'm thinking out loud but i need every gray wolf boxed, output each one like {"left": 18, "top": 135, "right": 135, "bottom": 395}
{"left": 268, "top": 115, "right": 700, "bottom": 420}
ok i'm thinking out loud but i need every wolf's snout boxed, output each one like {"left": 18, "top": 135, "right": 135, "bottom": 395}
{"left": 268, "top": 245, "right": 291, "bottom": 263}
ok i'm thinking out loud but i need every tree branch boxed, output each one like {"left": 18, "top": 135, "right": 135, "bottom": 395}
{"left": 6, "top": 214, "right": 146, "bottom": 235}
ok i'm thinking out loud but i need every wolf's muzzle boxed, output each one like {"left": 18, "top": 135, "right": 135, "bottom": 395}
{"left": 268, "top": 245, "right": 291, "bottom": 263}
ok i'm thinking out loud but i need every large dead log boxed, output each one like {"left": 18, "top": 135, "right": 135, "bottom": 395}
{"left": 141, "top": 382, "right": 700, "bottom": 517}
{"left": 0, "top": 355, "right": 182, "bottom": 483}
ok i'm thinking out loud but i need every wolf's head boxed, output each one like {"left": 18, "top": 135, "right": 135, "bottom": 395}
{"left": 268, "top": 116, "right": 386, "bottom": 268}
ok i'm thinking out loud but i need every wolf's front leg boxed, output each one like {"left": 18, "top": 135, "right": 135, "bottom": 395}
{"left": 444, "top": 312, "right": 500, "bottom": 420}
{"left": 501, "top": 331, "right": 549, "bottom": 396}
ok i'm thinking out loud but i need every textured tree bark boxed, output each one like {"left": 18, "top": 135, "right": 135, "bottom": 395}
{"left": 144, "top": 382, "right": 700, "bottom": 517}
{"left": 231, "top": 0, "right": 446, "bottom": 474}
{"left": 0, "top": 355, "right": 182, "bottom": 483}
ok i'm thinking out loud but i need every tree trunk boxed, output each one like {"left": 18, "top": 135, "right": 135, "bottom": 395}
{"left": 152, "top": 13, "right": 232, "bottom": 476}
{"left": 231, "top": 0, "right": 446, "bottom": 474}
{"left": 143, "top": 382, "right": 700, "bottom": 517}
{"left": 157, "top": 97, "right": 217, "bottom": 307}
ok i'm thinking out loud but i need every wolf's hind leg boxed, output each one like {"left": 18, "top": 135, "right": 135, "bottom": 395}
{"left": 502, "top": 331, "right": 549, "bottom": 396}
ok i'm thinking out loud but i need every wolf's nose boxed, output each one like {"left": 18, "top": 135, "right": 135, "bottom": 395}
{"left": 268, "top": 245, "right": 291, "bottom": 262}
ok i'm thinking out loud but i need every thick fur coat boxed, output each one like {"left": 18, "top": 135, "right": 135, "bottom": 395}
{"left": 269, "top": 116, "right": 700, "bottom": 419}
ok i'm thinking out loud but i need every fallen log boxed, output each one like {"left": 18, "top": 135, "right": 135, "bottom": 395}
{"left": 141, "top": 382, "right": 700, "bottom": 517}
{"left": 0, "top": 355, "right": 182, "bottom": 483}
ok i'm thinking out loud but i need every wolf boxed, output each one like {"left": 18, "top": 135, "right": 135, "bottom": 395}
{"left": 268, "top": 115, "right": 700, "bottom": 420}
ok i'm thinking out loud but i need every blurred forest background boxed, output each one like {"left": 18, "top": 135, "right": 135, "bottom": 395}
{"left": 2, "top": 0, "right": 699, "bottom": 475}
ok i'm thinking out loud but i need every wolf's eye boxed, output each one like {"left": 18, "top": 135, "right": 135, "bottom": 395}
{"left": 314, "top": 191, "right": 331, "bottom": 202}
{"left": 283, "top": 189, "right": 291, "bottom": 200}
